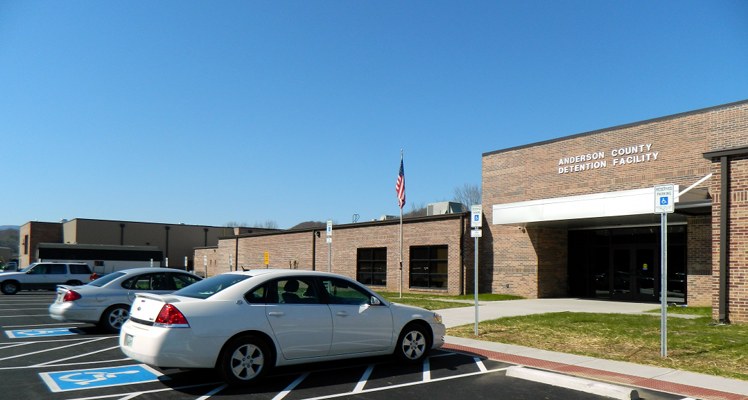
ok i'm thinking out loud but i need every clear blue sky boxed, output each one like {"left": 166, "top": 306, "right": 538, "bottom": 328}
{"left": 2, "top": 1, "right": 747, "bottom": 229}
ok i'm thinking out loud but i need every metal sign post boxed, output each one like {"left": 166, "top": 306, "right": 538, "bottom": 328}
{"left": 471, "top": 205, "right": 482, "bottom": 336}
{"left": 326, "top": 220, "right": 333, "bottom": 272}
{"left": 654, "top": 184, "right": 674, "bottom": 358}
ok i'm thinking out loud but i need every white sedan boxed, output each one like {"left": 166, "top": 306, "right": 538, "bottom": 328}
{"left": 49, "top": 268, "right": 202, "bottom": 332}
{"left": 120, "top": 269, "right": 445, "bottom": 386}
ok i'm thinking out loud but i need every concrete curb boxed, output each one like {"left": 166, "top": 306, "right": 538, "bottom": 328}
{"left": 506, "top": 366, "right": 640, "bottom": 400}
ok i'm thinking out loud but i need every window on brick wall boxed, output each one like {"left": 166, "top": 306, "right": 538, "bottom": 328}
{"left": 356, "top": 247, "right": 387, "bottom": 286}
{"left": 409, "top": 245, "right": 448, "bottom": 289}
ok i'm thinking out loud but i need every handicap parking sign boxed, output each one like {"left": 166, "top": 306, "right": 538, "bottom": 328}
{"left": 40, "top": 364, "right": 164, "bottom": 392}
{"left": 5, "top": 327, "right": 80, "bottom": 339}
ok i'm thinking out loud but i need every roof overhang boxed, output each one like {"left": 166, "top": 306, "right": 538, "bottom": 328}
{"left": 493, "top": 185, "right": 711, "bottom": 228}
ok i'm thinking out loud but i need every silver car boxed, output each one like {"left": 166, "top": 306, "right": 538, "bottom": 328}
{"left": 49, "top": 267, "right": 202, "bottom": 332}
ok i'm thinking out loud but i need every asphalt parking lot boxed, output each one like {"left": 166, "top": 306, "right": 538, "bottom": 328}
{"left": 1, "top": 292, "right": 687, "bottom": 400}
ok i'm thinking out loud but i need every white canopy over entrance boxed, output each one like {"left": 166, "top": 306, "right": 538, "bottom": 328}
{"left": 492, "top": 186, "right": 681, "bottom": 225}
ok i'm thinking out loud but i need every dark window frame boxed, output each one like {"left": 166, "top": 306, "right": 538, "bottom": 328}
{"left": 409, "top": 245, "right": 448, "bottom": 289}
{"left": 356, "top": 247, "right": 387, "bottom": 286}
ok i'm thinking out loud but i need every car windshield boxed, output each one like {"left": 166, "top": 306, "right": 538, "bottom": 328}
{"left": 88, "top": 272, "right": 126, "bottom": 287}
{"left": 172, "top": 273, "right": 250, "bottom": 299}
{"left": 19, "top": 264, "right": 35, "bottom": 272}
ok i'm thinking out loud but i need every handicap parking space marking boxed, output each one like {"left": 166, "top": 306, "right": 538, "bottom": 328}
{"left": 5, "top": 327, "right": 82, "bottom": 339}
{"left": 39, "top": 364, "right": 166, "bottom": 392}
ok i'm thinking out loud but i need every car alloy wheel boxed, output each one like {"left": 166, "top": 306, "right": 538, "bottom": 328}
{"left": 396, "top": 323, "right": 430, "bottom": 362}
{"left": 101, "top": 305, "right": 129, "bottom": 332}
{"left": 219, "top": 335, "right": 271, "bottom": 385}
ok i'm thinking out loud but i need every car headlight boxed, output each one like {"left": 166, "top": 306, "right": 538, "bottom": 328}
{"left": 433, "top": 312, "right": 443, "bottom": 324}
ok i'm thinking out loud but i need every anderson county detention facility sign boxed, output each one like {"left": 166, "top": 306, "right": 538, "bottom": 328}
{"left": 558, "top": 143, "right": 659, "bottom": 174}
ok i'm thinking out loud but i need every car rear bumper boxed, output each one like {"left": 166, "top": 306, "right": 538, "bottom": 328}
{"left": 119, "top": 320, "right": 221, "bottom": 369}
{"left": 48, "top": 303, "right": 101, "bottom": 324}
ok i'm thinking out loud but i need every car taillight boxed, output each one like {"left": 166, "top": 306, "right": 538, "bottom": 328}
{"left": 62, "top": 290, "right": 81, "bottom": 302}
{"left": 154, "top": 304, "right": 190, "bottom": 328}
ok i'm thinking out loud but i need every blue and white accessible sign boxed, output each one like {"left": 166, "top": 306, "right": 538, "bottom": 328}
{"left": 654, "top": 184, "right": 675, "bottom": 214}
{"left": 40, "top": 364, "right": 164, "bottom": 392}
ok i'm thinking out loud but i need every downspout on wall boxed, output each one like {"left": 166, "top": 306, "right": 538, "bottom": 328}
{"left": 719, "top": 156, "right": 729, "bottom": 323}
{"left": 459, "top": 213, "right": 465, "bottom": 295}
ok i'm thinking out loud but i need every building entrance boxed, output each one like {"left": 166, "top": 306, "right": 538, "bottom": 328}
{"left": 569, "top": 226, "right": 686, "bottom": 303}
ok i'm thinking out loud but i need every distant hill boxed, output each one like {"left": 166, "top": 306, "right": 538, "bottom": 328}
{"left": 0, "top": 226, "right": 19, "bottom": 230}
{"left": 0, "top": 227, "right": 19, "bottom": 254}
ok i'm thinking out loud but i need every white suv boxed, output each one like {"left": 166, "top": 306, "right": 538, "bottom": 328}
{"left": 0, "top": 262, "right": 92, "bottom": 295}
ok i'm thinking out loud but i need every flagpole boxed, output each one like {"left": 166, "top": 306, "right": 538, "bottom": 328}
{"left": 399, "top": 149, "right": 403, "bottom": 299}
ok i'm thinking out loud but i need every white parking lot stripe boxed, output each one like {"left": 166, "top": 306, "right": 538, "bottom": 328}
{"left": 0, "top": 342, "right": 34, "bottom": 350}
{"left": 0, "top": 314, "right": 50, "bottom": 318}
{"left": 0, "top": 337, "right": 111, "bottom": 361}
{"left": 474, "top": 356, "right": 488, "bottom": 372}
{"left": 423, "top": 358, "right": 431, "bottom": 381}
{"left": 65, "top": 382, "right": 224, "bottom": 400}
{"left": 305, "top": 366, "right": 511, "bottom": 400}
{"left": 353, "top": 365, "right": 374, "bottom": 393}
{"left": 3, "top": 322, "right": 87, "bottom": 328}
{"left": 273, "top": 372, "right": 310, "bottom": 400}
{"left": 0, "top": 358, "right": 130, "bottom": 371}
{"left": 196, "top": 384, "right": 228, "bottom": 400}
{"left": 34, "top": 345, "right": 121, "bottom": 366}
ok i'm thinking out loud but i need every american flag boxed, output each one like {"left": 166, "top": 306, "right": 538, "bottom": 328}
{"left": 396, "top": 156, "right": 405, "bottom": 209}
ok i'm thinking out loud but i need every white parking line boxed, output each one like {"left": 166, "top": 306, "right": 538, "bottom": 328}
{"left": 305, "top": 366, "right": 511, "bottom": 400}
{"left": 0, "top": 342, "right": 34, "bottom": 350}
{"left": 0, "top": 314, "right": 51, "bottom": 318}
{"left": 423, "top": 358, "right": 431, "bottom": 381}
{"left": 0, "top": 337, "right": 111, "bottom": 361}
{"left": 0, "top": 358, "right": 130, "bottom": 370}
{"left": 196, "top": 384, "right": 228, "bottom": 400}
{"left": 3, "top": 322, "right": 87, "bottom": 328}
{"left": 0, "top": 337, "right": 112, "bottom": 346}
{"left": 474, "top": 356, "right": 488, "bottom": 372}
{"left": 272, "top": 372, "right": 310, "bottom": 400}
{"left": 64, "top": 382, "right": 224, "bottom": 400}
{"left": 0, "top": 308, "right": 51, "bottom": 311}
{"left": 34, "top": 345, "right": 121, "bottom": 366}
{"left": 353, "top": 365, "right": 374, "bottom": 393}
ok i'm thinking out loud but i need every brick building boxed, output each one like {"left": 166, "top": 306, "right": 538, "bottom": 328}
{"left": 199, "top": 100, "right": 747, "bottom": 323}
{"left": 195, "top": 214, "right": 475, "bottom": 296}
{"left": 19, "top": 219, "right": 270, "bottom": 271}
{"left": 483, "top": 99, "right": 748, "bottom": 323}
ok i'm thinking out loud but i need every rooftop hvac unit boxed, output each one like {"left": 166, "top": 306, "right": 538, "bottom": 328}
{"left": 427, "top": 202, "right": 466, "bottom": 216}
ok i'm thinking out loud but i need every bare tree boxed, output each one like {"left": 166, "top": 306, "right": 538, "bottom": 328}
{"left": 453, "top": 183, "right": 482, "bottom": 208}
{"left": 226, "top": 220, "right": 278, "bottom": 229}
{"left": 255, "top": 220, "right": 279, "bottom": 229}
{"left": 404, "top": 202, "right": 427, "bottom": 217}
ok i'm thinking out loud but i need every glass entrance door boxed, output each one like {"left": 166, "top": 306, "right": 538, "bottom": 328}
{"left": 611, "top": 246, "right": 658, "bottom": 301}
{"left": 568, "top": 226, "right": 686, "bottom": 303}
{"left": 635, "top": 247, "right": 657, "bottom": 300}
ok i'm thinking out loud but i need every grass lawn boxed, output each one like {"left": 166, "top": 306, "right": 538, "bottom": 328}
{"left": 448, "top": 311, "right": 748, "bottom": 381}
{"left": 376, "top": 294, "right": 747, "bottom": 381}
{"left": 376, "top": 291, "right": 522, "bottom": 310}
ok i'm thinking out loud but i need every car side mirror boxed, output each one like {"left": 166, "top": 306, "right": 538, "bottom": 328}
{"left": 370, "top": 296, "right": 381, "bottom": 306}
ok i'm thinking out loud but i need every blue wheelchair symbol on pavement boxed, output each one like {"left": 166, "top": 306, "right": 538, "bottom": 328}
{"left": 5, "top": 327, "right": 80, "bottom": 339}
{"left": 40, "top": 364, "right": 164, "bottom": 392}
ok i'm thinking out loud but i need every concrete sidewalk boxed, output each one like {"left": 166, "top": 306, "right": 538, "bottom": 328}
{"left": 437, "top": 299, "right": 748, "bottom": 400}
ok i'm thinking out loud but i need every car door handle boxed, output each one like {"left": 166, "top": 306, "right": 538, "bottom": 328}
{"left": 268, "top": 311, "right": 285, "bottom": 317}
{"left": 336, "top": 311, "right": 349, "bottom": 317}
